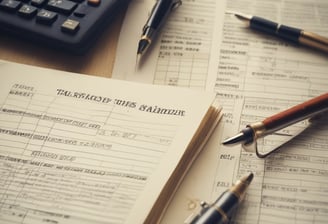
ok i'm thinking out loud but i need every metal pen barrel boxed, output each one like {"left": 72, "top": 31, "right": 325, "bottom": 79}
{"left": 185, "top": 173, "right": 253, "bottom": 224}
{"left": 188, "top": 191, "right": 238, "bottom": 224}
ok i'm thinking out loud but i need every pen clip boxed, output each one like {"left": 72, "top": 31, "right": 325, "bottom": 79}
{"left": 242, "top": 115, "right": 321, "bottom": 158}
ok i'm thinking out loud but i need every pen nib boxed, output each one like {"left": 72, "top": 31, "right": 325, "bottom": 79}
{"left": 226, "top": 11, "right": 252, "bottom": 27}
{"left": 233, "top": 12, "right": 252, "bottom": 21}
{"left": 243, "top": 172, "right": 254, "bottom": 185}
{"left": 222, "top": 127, "right": 254, "bottom": 145}
{"left": 135, "top": 54, "right": 140, "bottom": 71}
{"left": 137, "top": 38, "right": 151, "bottom": 55}
{"left": 222, "top": 132, "right": 246, "bottom": 145}
{"left": 230, "top": 172, "right": 254, "bottom": 200}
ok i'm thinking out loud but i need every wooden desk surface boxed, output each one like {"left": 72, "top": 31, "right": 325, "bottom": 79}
{"left": 0, "top": 6, "right": 128, "bottom": 79}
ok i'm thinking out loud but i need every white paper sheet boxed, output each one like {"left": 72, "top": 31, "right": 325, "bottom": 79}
{"left": 112, "top": 0, "right": 225, "bottom": 90}
{"left": 0, "top": 61, "right": 218, "bottom": 224}
{"left": 112, "top": 0, "right": 328, "bottom": 223}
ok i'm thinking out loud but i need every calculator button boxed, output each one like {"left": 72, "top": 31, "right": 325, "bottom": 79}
{"left": 46, "top": 0, "right": 77, "bottom": 14}
{"left": 0, "top": 0, "right": 21, "bottom": 12}
{"left": 31, "top": 0, "right": 47, "bottom": 7}
{"left": 61, "top": 19, "right": 79, "bottom": 34}
{"left": 73, "top": 4, "right": 89, "bottom": 17}
{"left": 36, "top": 9, "right": 58, "bottom": 25}
{"left": 18, "top": 4, "right": 37, "bottom": 18}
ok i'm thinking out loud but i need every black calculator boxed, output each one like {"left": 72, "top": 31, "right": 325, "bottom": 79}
{"left": 0, "top": 0, "right": 130, "bottom": 53}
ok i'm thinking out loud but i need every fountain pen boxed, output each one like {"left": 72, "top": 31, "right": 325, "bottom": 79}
{"left": 137, "top": 0, "right": 182, "bottom": 57}
{"left": 222, "top": 93, "right": 328, "bottom": 147}
{"left": 185, "top": 173, "right": 253, "bottom": 224}
{"left": 233, "top": 12, "right": 328, "bottom": 53}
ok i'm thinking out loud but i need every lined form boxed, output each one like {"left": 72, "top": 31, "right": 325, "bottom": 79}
{"left": 211, "top": 0, "right": 328, "bottom": 223}
{"left": 109, "top": 0, "right": 328, "bottom": 223}
{"left": 0, "top": 61, "right": 218, "bottom": 224}
{"left": 222, "top": 99, "right": 328, "bottom": 223}
{"left": 0, "top": 81, "right": 174, "bottom": 223}
{"left": 153, "top": 0, "right": 328, "bottom": 224}
{"left": 112, "top": 0, "right": 224, "bottom": 89}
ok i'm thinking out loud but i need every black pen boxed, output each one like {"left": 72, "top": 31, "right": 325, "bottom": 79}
{"left": 232, "top": 12, "right": 328, "bottom": 53}
{"left": 137, "top": 0, "right": 182, "bottom": 58}
{"left": 184, "top": 173, "right": 253, "bottom": 224}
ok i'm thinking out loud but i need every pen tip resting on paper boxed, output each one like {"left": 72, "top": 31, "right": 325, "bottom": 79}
{"left": 244, "top": 172, "right": 254, "bottom": 184}
{"left": 229, "top": 11, "right": 252, "bottom": 26}
{"left": 137, "top": 38, "right": 151, "bottom": 55}
{"left": 230, "top": 172, "right": 254, "bottom": 201}
{"left": 135, "top": 54, "right": 141, "bottom": 71}
{"left": 222, "top": 132, "right": 245, "bottom": 145}
{"left": 222, "top": 126, "right": 254, "bottom": 145}
{"left": 135, "top": 38, "right": 151, "bottom": 70}
{"left": 240, "top": 173, "right": 254, "bottom": 189}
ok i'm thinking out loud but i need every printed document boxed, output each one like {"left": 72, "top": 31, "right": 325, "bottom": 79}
{"left": 112, "top": 0, "right": 225, "bottom": 89}
{"left": 0, "top": 61, "right": 221, "bottom": 224}
{"left": 112, "top": 0, "right": 328, "bottom": 223}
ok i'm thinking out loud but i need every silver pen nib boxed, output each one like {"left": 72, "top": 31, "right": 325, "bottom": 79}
{"left": 226, "top": 11, "right": 252, "bottom": 26}
{"left": 233, "top": 12, "right": 252, "bottom": 21}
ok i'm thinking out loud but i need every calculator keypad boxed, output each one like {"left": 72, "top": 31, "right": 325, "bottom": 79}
{"left": 0, "top": 0, "right": 97, "bottom": 30}
{"left": 0, "top": 0, "right": 129, "bottom": 53}
{"left": 18, "top": 4, "right": 37, "bottom": 18}
{"left": 0, "top": 0, "right": 21, "bottom": 12}
{"left": 36, "top": 9, "right": 58, "bottom": 24}
{"left": 46, "top": 0, "right": 77, "bottom": 14}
